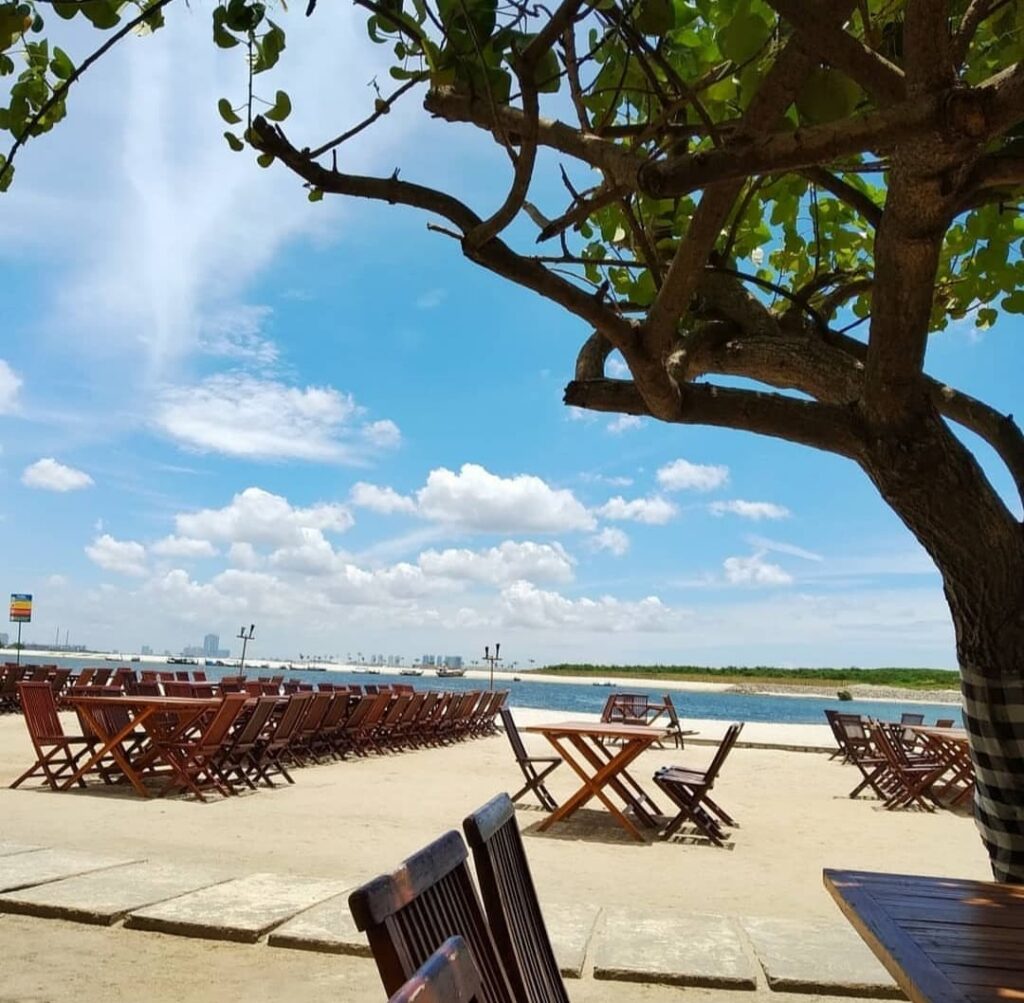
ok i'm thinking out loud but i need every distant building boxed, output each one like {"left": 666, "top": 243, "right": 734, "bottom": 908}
{"left": 141, "top": 645, "right": 153, "bottom": 656}
{"left": 421, "top": 654, "right": 435, "bottom": 666}
{"left": 443, "top": 655, "right": 463, "bottom": 669}
{"left": 0, "top": 632, "right": 8, "bottom": 646}
{"left": 203, "top": 633, "right": 220, "bottom": 657}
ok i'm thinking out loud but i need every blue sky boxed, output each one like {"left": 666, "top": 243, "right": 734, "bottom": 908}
{"left": 0, "top": 6, "right": 1015, "bottom": 667}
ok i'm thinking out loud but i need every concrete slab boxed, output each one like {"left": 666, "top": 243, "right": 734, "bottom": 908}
{"left": 267, "top": 891, "right": 366, "bottom": 956}
{"left": 593, "top": 908, "right": 757, "bottom": 989}
{"left": 0, "top": 848, "right": 138, "bottom": 892}
{"left": 0, "top": 861, "right": 230, "bottom": 926}
{"left": 0, "top": 842, "right": 43, "bottom": 857}
{"left": 741, "top": 916, "right": 904, "bottom": 998}
{"left": 126, "top": 872, "right": 351, "bottom": 943}
{"left": 545, "top": 902, "right": 601, "bottom": 978}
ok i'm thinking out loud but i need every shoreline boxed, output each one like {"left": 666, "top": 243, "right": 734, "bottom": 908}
{"left": 1, "top": 649, "right": 961, "bottom": 705}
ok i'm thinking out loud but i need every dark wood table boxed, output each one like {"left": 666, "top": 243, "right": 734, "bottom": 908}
{"left": 523, "top": 720, "right": 668, "bottom": 841}
{"left": 910, "top": 727, "right": 975, "bottom": 807}
{"left": 64, "top": 694, "right": 221, "bottom": 797}
{"left": 824, "top": 868, "right": 1024, "bottom": 1003}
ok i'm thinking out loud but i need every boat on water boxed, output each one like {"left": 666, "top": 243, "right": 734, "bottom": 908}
{"left": 592, "top": 680, "right": 614, "bottom": 687}
{"left": 400, "top": 668, "right": 424, "bottom": 677}
{"left": 436, "top": 666, "right": 467, "bottom": 678}
{"left": 167, "top": 656, "right": 198, "bottom": 665}
{"left": 130, "top": 655, "right": 140, "bottom": 662}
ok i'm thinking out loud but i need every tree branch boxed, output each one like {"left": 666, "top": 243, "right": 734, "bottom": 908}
{"left": 763, "top": 0, "right": 907, "bottom": 104}
{"left": 800, "top": 167, "right": 883, "bottom": 227}
{"left": 564, "top": 378, "right": 865, "bottom": 457}
{"left": 903, "top": 0, "right": 955, "bottom": 93}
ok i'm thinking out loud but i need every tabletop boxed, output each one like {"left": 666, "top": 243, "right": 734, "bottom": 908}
{"left": 823, "top": 868, "right": 1024, "bottom": 1003}
{"left": 523, "top": 720, "right": 670, "bottom": 740}
{"left": 911, "top": 726, "right": 969, "bottom": 742}
{"left": 67, "top": 695, "right": 222, "bottom": 708}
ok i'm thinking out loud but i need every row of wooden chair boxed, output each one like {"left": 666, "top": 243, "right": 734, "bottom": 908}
{"left": 825, "top": 711, "right": 971, "bottom": 811}
{"left": 12, "top": 683, "right": 509, "bottom": 800}
{"left": 599, "top": 691, "right": 697, "bottom": 748}
{"left": 350, "top": 791, "right": 568, "bottom": 1003}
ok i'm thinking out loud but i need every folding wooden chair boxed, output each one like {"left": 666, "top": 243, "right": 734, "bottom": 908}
{"left": 869, "top": 722, "right": 948, "bottom": 811}
{"left": 838, "top": 714, "right": 894, "bottom": 799}
{"left": 10, "top": 682, "right": 95, "bottom": 789}
{"left": 499, "top": 708, "right": 561, "bottom": 812}
{"left": 216, "top": 695, "right": 280, "bottom": 791}
{"left": 463, "top": 794, "right": 568, "bottom": 1003}
{"left": 661, "top": 693, "right": 697, "bottom": 749}
{"left": 935, "top": 718, "right": 956, "bottom": 729}
{"left": 348, "top": 830, "right": 516, "bottom": 1002}
{"left": 249, "top": 692, "right": 312, "bottom": 785}
{"left": 653, "top": 722, "right": 744, "bottom": 844}
{"left": 387, "top": 936, "right": 483, "bottom": 1003}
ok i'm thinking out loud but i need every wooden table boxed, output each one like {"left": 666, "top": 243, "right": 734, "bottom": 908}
{"left": 910, "top": 727, "right": 974, "bottom": 808}
{"left": 824, "top": 869, "right": 1024, "bottom": 1003}
{"left": 523, "top": 720, "right": 668, "bottom": 842}
{"left": 64, "top": 695, "right": 221, "bottom": 797}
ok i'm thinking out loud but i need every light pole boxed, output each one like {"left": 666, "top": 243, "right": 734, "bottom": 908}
{"left": 483, "top": 643, "right": 501, "bottom": 691}
{"left": 237, "top": 624, "right": 255, "bottom": 672}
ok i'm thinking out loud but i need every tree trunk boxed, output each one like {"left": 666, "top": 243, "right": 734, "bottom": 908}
{"left": 860, "top": 413, "right": 1024, "bottom": 882}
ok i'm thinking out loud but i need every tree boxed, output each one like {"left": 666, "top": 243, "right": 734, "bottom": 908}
{"left": 3, "top": 0, "right": 1024, "bottom": 880}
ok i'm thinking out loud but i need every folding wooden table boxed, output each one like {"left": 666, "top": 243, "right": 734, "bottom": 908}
{"left": 64, "top": 694, "right": 221, "bottom": 797}
{"left": 910, "top": 726, "right": 975, "bottom": 807}
{"left": 523, "top": 720, "right": 668, "bottom": 842}
{"left": 824, "top": 868, "right": 1024, "bottom": 1003}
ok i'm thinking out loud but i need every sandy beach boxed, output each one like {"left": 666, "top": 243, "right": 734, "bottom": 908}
{"left": 0, "top": 704, "right": 988, "bottom": 1002}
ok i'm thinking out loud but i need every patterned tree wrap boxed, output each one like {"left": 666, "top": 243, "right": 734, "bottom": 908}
{"left": 962, "top": 664, "right": 1024, "bottom": 883}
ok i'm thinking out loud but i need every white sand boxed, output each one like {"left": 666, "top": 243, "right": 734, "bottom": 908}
{"left": 0, "top": 712, "right": 989, "bottom": 1002}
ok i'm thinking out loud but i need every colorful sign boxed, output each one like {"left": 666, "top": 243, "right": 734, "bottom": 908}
{"left": 9, "top": 594, "right": 32, "bottom": 623}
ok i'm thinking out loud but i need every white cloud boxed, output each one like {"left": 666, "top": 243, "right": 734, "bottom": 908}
{"left": 151, "top": 535, "right": 219, "bottom": 558}
{"left": 227, "top": 542, "right": 262, "bottom": 569}
{"left": 350, "top": 482, "right": 417, "bottom": 514}
{"left": 176, "top": 487, "right": 353, "bottom": 547}
{"left": 606, "top": 355, "right": 630, "bottom": 378}
{"left": 710, "top": 500, "right": 791, "bottom": 521}
{"left": 362, "top": 419, "right": 402, "bottom": 449}
{"left": 589, "top": 527, "right": 630, "bottom": 556}
{"left": 657, "top": 458, "right": 729, "bottom": 492}
{"left": 418, "top": 541, "right": 575, "bottom": 585}
{"left": 596, "top": 495, "right": 677, "bottom": 525}
{"left": 499, "top": 581, "right": 679, "bottom": 632}
{"left": 154, "top": 374, "right": 398, "bottom": 462}
{"left": 416, "top": 464, "right": 596, "bottom": 532}
{"left": 415, "top": 288, "right": 446, "bottom": 309}
{"left": 21, "top": 458, "right": 94, "bottom": 492}
{"left": 747, "top": 535, "right": 823, "bottom": 562}
{"left": 0, "top": 360, "right": 21, "bottom": 413}
{"left": 723, "top": 552, "right": 793, "bottom": 586}
{"left": 607, "top": 415, "right": 643, "bottom": 434}
{"left": 566, "top": 407, "right": 598, "bottom": 424}
{"left": 85, "top": 534, "right": 147, "bottom": 577}
{"left": 580, "top": 472, "right": 634, "bottom": 487}
{"left": 197, "top": 305, "right": 279, "bottom": 367}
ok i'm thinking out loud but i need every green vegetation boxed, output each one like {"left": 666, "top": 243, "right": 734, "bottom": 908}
{"left": 537, "top": 665, "right": 961, "bottom": 692}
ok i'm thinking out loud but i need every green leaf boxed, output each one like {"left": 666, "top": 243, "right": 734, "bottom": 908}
{"left": 49, "top": 47, "right": 73, "bottom": 81}
{"left": 253, "top": 21, "right": 285, "bottom": 72}
{"left": 1000, "top": 291, "right": 1024, "bottom": 313}
{"left": 264, "top": 89, "right": 291, "bottom": 122}
{"left": 256, "top": 152, "right": 274, "bottom": 167}
{"left": 218, "top": 98, "right": 242, "bottom": 125}
{"left": 224, "top": 130, "right": 244, "bottom": 152}
{"left": 717, "top": 11, "right": 770, "bottom": 64}
{"left": 635, "top": 0, "right": 674, "bottom": 35}
{"left": 976, "top": 307, "right": 997, "bottom": 329}
{"left": 80, "top": 1, "right": 120, "bottom": 29}
{"left": 212, "top": 8, "right": 240, "bottom": 48}
{"left": 308, "top": 187, "right": 324, "bottom": 202}
{"left": 52, "top": 1, "right": 78, "bottom": 19}
{"left": 0, "top": 154, "right": 12, "bottom": 192}
{"left": 796, "top": 68, "right": 861, "bottom": 124}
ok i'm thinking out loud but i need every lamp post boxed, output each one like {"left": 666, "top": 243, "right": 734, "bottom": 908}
{"left": 237, "top": 624, "right": 255, "bottom": 672}
{"left": 483, "top": 643, "right": 501, "bottom": 691}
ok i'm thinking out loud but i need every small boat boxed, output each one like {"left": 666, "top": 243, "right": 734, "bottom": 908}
{"left": 166, "top": 656, "right": 198, "bottom": 665}
{"left": 512, "top": 676, "right": 521, "bottom": 682}
{"left": 365, "top": 668, "right": 381, "bottom": 675}
{"left": 592, "top": 680, "right": 614, "bottom": 687}
{"left": 400, "top": 668, "right": 424, "bottom": 677}
{"left": 436, "top": 666, "right": 467, "bottom": 678}
{"left": 130, "top": 655, "right": 141, "bottom": 662}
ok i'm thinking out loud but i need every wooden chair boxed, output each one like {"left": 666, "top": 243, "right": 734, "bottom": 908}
{"left": 661, "top": 693, "right": 697, "bottom": 749}
{"left": 249, "top": 692, "right": 312, "bottom": 785}
{"left": 348, "top": 830, "right": 516, "bottom": 1002}
{"left": 387, "top": 936, "right": 483, "bottom": 1003}
{"left": 653, "top": 722, "right": 744, "bottom": 844}
{"left": 10, "top": 682, "right": 95, "bottom": 789}
{"left": 935, "top": 718, "right": 956, "bottom": 729}
{"left": 869, "top": 722, "right": 947, "bottom": 811}
{"left": 601, "top": 693, "right": 649, "bottom": 726}
{"left": 217, "top": 695, "right": 280, "bottom": 791}
{"left": 499, "top": 708, "right": 560, "bottom": 812}
{"left": 462, "top": 794, "right": 568, "bottom": 1003}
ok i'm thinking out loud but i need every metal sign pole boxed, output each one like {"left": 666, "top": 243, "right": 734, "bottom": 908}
{"left": 15, "top": 622, "right": 21, "bottom": 667}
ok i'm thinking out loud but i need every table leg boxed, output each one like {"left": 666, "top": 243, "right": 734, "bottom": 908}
{"left": 592, "top": 737, "right": 663, "bottom": 816}
{"left": 575, "top": 737, "right": 662, "bottom": 827}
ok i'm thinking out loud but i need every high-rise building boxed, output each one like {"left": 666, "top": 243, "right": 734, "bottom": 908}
{"left": 203, "top": 633, "right": 220, "bottom": 657}
{"left": 141, "top": 645, "right": 152, "bottom": 656}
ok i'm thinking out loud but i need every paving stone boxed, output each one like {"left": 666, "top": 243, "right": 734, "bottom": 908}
{"left": 126, "top": 872, "right": 350, "bottom": 943}
{"left": 593, "top": 908, "right": 757, "bottom": 989}
{"left": 267, "top": 891, "right": 366, "bottom": 956}
{"left": 0, "top": 861, "right": 229, "bottom": 926}
{"left": 0, "top": 849, "right": 138, "bottom": 892}
{"left": 741, "top": 916, "right": 904, "bottom": 998}
{"left": 545, "top": 902, "right": 601, "bottom": 978}
{"left": 0, "top": 843, "right": 43, "bottom": 857}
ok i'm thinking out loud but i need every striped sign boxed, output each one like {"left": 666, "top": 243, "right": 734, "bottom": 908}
{"left": 9, "top": 594, "right": 31, "bottom": 623}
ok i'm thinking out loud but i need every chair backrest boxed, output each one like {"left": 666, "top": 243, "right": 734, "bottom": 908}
{"left": 175, "top": 671, "right": 191, "bottom": 681}
{"left": 162, "top": 680, "right": 195, "bottom": 698}
{"left": 602, "top": 693, "right": 648, "bottom": 724}
{"left": 92, "top": 668, "right": 113, "bottom": 685}
{"left": 342, "top": 694, "right": 376, "bottom": 731}
{"left": 76, "top": 668, "right": 96, "bottom": 687}
{"left": 231, "top": 695, "right": 279, "bottom": 746}
{"left": 198, "top": 693, "right": 249, "bottom": 750}
{"left": 900, "top": 712, "right": 925, "bottom": 725}
{"left": 192, "top": 670, "right": 207, "bottom": 682}
{"left": 129, "top": 679, "right": 163, "bottom": 697}
{"left": 705, "top": 723, "right": 744, "bottom": 784}
{"left": 463, "top": 794, "right": 568, "bottom": 1003}
{"left": 499, "top": 708, "right": 528, "bottom": 762}
{"left": 663, "top": 693, "right": 681, "bottom": 729}
{"left": 270, "top": 692, "right": 313, "bottom": 743}
{"left": 387, "top": 936, "right": 483, "bottom": 1003}
{"left": 935, "top": 718, "right": 956, "bottom": 729}
{"left": 348, "top": 830, "right": 515, "bottom": 1003}
{"left": 17, "top": 682, "right": 66, "bottom": 742}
